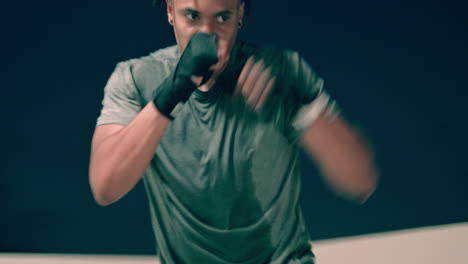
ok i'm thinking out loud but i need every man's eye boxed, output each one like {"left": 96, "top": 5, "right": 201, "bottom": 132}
{"left": 216, "top": 15, "right": 229, "bottom": 23}
{"left": 185, "top": 13, "right": 199, "bottom": 21}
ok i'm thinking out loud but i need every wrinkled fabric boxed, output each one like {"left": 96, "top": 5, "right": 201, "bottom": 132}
{"left": 96, "top": 41, "right": 324, "bottom": 263}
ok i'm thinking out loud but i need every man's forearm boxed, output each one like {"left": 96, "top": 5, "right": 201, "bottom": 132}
{"left": 89, "top": 102, "right": 170, "bottom": 206}
{"left": 300, "top": 112, "right": 379, "bottom": 204}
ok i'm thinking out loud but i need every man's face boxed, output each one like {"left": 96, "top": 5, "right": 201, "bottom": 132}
{"left": 167, "top": 0, "right": 244, "bottom": 54}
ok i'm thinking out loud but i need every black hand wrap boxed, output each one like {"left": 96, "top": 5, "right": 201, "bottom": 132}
{"left": 153, "top": 33, "right": 218, "bottom": 119}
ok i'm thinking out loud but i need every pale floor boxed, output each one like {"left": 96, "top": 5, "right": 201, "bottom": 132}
{"left": 1, "top": 222, "right": 467, "bottom": 264}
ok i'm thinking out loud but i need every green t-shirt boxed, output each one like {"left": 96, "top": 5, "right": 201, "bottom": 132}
{"left": 96, "top": 41, "right": 324, "bottom": 264}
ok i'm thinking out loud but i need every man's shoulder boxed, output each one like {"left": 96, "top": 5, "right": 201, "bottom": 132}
{"left": 117, "top": 45, "right": 179, "bottom": 72}
{"left": 236, "top": 41, "right": 299, "bottom": 62}
{"left": 111, "top": 45, "right": 180, "bottom": 102}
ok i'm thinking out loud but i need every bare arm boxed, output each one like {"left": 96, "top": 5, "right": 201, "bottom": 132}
{"left": 300, "top": 112, "right": 379, "bottom": 204}
{"left": 89, "top": 102, "right": 170, "bottom": 206}
{"left": 233, "top": 54, "right": 378, "bottom": 204}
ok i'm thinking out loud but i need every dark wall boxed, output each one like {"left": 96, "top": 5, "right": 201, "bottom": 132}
{"left": 2, "top": 0, "right": 467, "bottom": 255}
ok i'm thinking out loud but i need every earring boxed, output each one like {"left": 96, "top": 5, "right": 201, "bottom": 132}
{"left": 169, "top": 19, "right": 174, "bottom": 25}
{"left": 238, "top": 21, "right": 243, "bottom": 29}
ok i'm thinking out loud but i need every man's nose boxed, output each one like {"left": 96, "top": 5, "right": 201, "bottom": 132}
{"left": 198, "top": 20, "right": 216, "bottom": 34}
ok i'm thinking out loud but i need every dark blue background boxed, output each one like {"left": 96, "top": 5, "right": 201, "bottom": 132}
{"left": 2, "top": 0, "right": 467, "bottom": 255}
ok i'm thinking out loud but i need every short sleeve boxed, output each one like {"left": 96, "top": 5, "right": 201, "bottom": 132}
{"left": 285, "top": 50, "right": 324, "bottom": 104}
{"left": 96, "top": 62, "right": 143, "bottom": 126}
{"left": 281, "top": 51, "right": 338, "bottom": 140}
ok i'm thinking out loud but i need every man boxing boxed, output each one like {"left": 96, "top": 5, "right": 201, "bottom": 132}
{"left": 89, "top": 0, "right": 379, "bottom": 263}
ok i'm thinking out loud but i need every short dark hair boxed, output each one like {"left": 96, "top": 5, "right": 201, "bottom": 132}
{"left": 152, "top": 0, "right": 251, "bottom": 15}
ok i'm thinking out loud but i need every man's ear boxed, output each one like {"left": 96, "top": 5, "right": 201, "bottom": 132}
{"left": 238, "top": 1, "right": 245, "bottom": 22}
{"left": 166, "top": 0, "right": 174, "bottom": 25}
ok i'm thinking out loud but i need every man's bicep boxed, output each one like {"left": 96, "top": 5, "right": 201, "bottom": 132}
{"left": 91, "top": 124, "right": 125, "bottom": 155}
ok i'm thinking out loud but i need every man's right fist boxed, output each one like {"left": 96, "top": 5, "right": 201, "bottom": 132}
{"left": 153, "top": 33, "right": 218, "bottom": 119}
{"left": 178, "top": 33, "right": 218, "bottom": 77}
